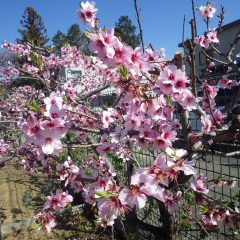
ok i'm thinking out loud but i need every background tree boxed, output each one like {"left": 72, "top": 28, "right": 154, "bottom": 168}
{"left": 17, "top": 7, "right": 49, "bottom": 47}
{"left": 66, "top": 24, "right": 82, "bottom": 48}
{"left": 52, "top": 24, "right": 90, "bottom": 55}
{"left": 114, "top": 15, "right": 140, "bottom": 49}
{"left": 52, "top": 30, "right": 66, "bottom": 55}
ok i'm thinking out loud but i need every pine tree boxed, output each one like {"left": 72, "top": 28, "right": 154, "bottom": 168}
{"left": 115, "top": 16, "right": 141, "bottom": 49}
{"left": 66, "top": 24, "right": 90, "bottom": 55}
{"left": 17, "top": 7, "right": 49, "bottom": 47}
{"left": 52, "top": 30, "right": 66, "bottom": 55}
{"left": 52, "top": 24, "right": 90, "bottom": 56}
{"left": 66, "top": 24, "right": 82, "bottom": 48}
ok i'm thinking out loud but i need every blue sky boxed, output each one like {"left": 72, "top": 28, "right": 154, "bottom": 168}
{"left": 1, "top": 0, "right": 240, "bottom": 58}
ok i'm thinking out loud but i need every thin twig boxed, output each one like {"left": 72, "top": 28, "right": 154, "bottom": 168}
{"left": 182, "top": 207, "right": 213, "bottom": 240}
{"left": 133, "top": 0, "right": 144, "bottom": 52}
{"left": 67, "top": 109, "right": 98, "bottom": 121}
{"left": 190, "top": 19, "right": 197, "bottom": 96}
{"left": 72, "top": 124, "right": 101, "bottom": 134}
{"left": 202, "top": 50, "right": 228, "bottom": 65}
{"left": 191, "top": 0, "right": 197, "bottom": 35}
{"left": 63, "top": 143, "right": 101, "bottom": 149}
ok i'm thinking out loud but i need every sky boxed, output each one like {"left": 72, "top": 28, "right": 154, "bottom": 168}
{"left": 1, "top": 0, "right": 240, "bottom": 58}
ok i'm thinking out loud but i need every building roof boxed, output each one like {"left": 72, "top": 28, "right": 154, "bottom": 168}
{"left": 221, "top": 19, "right": 240, "bottom": 31}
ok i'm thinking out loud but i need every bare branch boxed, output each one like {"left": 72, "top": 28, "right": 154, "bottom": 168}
{"left": 72, "top": 124, "right": 101, "bottom": 134}
{"left": 133, "top": 0, "right": 145, "bottom": 52}
{"left": 190, "top": 19, "right": 197, "bottom": 96}
{"left": 81, "top": 84, "right": 111, "bottom": 100}
{"left": 63, "top": 143, "right": 101, "bottom": 149}
{"left": 182, "top": 206, "right": 213, "bottom": 240}
{"left": 202, "top": 50, "right": 228, "bottom": 65}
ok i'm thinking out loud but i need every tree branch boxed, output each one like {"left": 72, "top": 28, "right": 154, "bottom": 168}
{"left": 133, "top": 0, "right": 144, "bottom": 52}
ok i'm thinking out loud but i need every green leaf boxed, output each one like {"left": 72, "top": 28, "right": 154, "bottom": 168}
{"left": 166, "top": 95, "right": 171, "bottom": 105}
{"left": 32, "top": 223, "right": 41, "bottom": 230}
{"left": 184, "top": 190, "right": 194, "bottom": 205}
{"left": 28, "top": 99, "right": 39, "bottom": 112}
{"left": 199, "top": 205, "right": 208, "bottom": 214}
{"left": 30, "top": 51, "right": 44, "bottom": 70}
{"left": 118, "top": 65, "right": 128, "bottom": 81}
{"left": 95, "top": 190, "right": 116, "bottom": 199}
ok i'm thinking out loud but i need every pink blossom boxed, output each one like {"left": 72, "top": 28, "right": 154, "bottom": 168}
{"left": 203, "top": 83, "right": 218, "bottom": 99}
{"left": 201, "top": 115, "right": 213, "bottom": 134}
{"left": 56, "top": 157, "right": 79, "bottom": 185}
{"left": 202, "top": 213, "right": 218, "bottom": 227}
{"left": 112, "top": 38, "right": 132, "bottom": 64}
{"left": 44, "top": 92, "right": 63, "bottom": 111}
{"left": 41, "top": 135, "right": 62, "bottom": 155}
{"left": 191, "top": 179, "right": 209, "bottom": 195}
{"left": 199, "top": 4, "right": 216, "bottom": 19}
{"left": 88, "top": 28, "right": 116, "bottom": 59}
{"left": 0, "top": 140, "right": 8, "bottom": 155}
{"left": 177, "top": 89, "right": 197, "bottom": 111}
{"left": 98, "top": 197, "right": 128, "bottom": 222}
{"left": 194, "top": 35, "right": 210, "bottom": 48}
{"left": 44, "top": 190, "right": 73, "bottom": 211}
{"left": 210, "top": 109, "right": 223, "bottom": 125}
{"left": 226, "top": 179, "right": 237, "bottom": 188}
{"left": 35, "top": 212, "right": 56, "bottom": 233}
{"left": 218, "top": 75, "right": 238, "bottom": 89}
{"left": 207, "top": 30, "right": 219, "bottom": 43}
{"left": 153, "top": 137, "right": 171, "bottom": 150}
{"left": 77, "top": 1, "right": 98, "bottom": 28}
{"left": 102, "top": 108, "right": 115, "bottom": 128}
{"left": 119, "top": 186, "right": 147, "bottom": 209}
{"left": 71, "top": 181, "right": 84, "bottom": 193}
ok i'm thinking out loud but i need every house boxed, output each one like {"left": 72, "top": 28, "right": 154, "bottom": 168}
{"left": 179, "top": 19, "right": 240, "bottom": 76}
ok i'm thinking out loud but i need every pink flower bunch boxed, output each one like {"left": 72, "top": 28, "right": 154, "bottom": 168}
{"left": 19, "top": 91, "right": 68, "bottom": 155}
{"left": 0, "top": 65, "right": 19, "bottom": 83}
{"left": 56, "top": 156, "right": 79, "bottom": 186}
{"left": 202, "top": 82, "right": 218, "bottom": 112}
{"left": 194, "top": 30, "right": 219, "bottom": 49}
{"left": 191, "top": 174, "right": 209, "bottom": 195}
{"left": 35, "top": 211, "right": 56, "bottom": 233}
{"left": 0, "top": 139, "right": 9, "bottom": 155}
{"left": 218, "top": 75, "right": 239, "bottom": 89}
{"left": 22, "top": 63, "right": 40, "bottom": 77}
{"left": 42, "top": 46, "right": 83, "bottom": 69}
{"left": 1, "top": 0, "right": 239, "bottom": 234}
{"left": 2, "top": 42, "right": 30, "bottom": 56}
{"left": 87, "top": 27, "right": 166, "bottom": 73}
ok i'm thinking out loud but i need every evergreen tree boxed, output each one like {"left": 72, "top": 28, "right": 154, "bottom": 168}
{"left": 66, "top": 24, "right": 90, "bottom": 55}
{"left": 115, "top": 16, "right": 140, "bottom": 49}
{"left": 66, "top": 24, "right": 82, "bottom": 48}
{"left": 17, "top": 7, "right": 49, "bottom": 47}
{"left": 52, "top": 24, "right": 90, "bottom": 56}
{"left": 52, "top": 30, "right": 66, "bottom": 55}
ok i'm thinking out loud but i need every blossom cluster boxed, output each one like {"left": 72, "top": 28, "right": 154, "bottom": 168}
{"left": 0, "top": 0, "right": 239, "bottom": 235}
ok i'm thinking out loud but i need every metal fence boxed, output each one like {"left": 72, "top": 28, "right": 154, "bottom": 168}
{"left": 115, "top": 70, "right": 240, "bottom": 239}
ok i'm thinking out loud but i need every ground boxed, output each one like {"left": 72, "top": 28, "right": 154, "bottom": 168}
{"left": 0, "top": 162, "right": 112, "bottom": 240}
